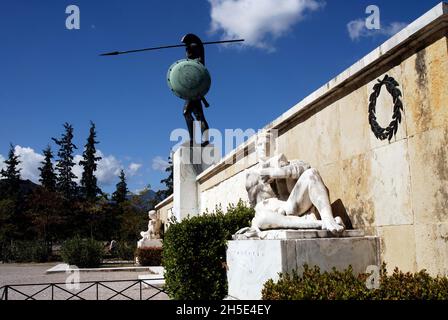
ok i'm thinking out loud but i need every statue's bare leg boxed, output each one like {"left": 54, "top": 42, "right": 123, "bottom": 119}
{"left": 192, "top": 100, "right": 209, "bottom": 144}
{"left": 252, "top": 200, "right": 323, "bottom": 230}
{"left": 252, "top": 212, "right": 322, "bottom": 230}
{"left": 184, "top": 103, "right": 195, "bottom": 143}
{"left": 283, "top": 168, "right": 344, "bottom": 234}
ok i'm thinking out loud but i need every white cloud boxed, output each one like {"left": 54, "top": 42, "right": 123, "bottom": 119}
{"left": 347, "top": 19, "right": 407, "bottom": 41}
{"left": 385, "top": 22, "right": 408, "bottom": 36}
{"left": 0, "top": 154, "right": 6, "bottom": 173}
{"left": 72, "top": 154, "right": 84, "bottom": 184}
{"left": 208, "top": 0, "right": 323, "bottom": 50}
{"left": 14, "top": 146, "right": 45, "bottom": 183}
{"left": 347, "top": 19, "right": 365, "bottom": 41}
{"left": 73, "top": 150, "right": 142, "bottom": 186}
{"left": 90, "top": 151, "right": 122, "bottom": 186}
{"left": 127, "top": 163, "right": 142, "bottom": 176}
{"left": 152, "top": 156, "right": 169, "bottom": 172}
{"left": 1, "top": 146, "right": 137, "bottom": 187}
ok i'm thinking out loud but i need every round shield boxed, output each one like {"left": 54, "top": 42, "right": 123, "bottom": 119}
{"left": 167, "top": 59, "right": 211, "bottom": 101}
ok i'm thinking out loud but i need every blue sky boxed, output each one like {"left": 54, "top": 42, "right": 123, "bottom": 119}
{"left": 0, "top": 0, "right": 442, "bottom": 194}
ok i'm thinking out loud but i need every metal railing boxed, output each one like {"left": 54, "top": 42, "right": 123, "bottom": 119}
{"left": 0, "top": 279, "right": 167, "bottom": 300}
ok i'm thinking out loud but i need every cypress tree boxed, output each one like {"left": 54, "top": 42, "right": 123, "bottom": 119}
{"left": 38, "top": 146, "right": 57, "bottom": 192}
{"left": 112, "top": 170, "right": 128, "bottom": 204}
{"left": 156, "top": 155, "right": 173, "bottom": 200}
{"left": 79, "top": 121, "right": 102, "bottom": 201}
{"left": 52, "top": 123, "right": 78, "bottom": 199}
{"left": 161, "top": 156, "right": 173, "bottom": 195}
{"left": 0, "top": 143, "right": 21, "bottom": 196}
{"left": 0, "top": 144, "right": 22, "bottom": 240}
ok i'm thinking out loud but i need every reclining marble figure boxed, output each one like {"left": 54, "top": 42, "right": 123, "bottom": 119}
{"left": 239, "top": 132, "right": 345, "bottom": 236}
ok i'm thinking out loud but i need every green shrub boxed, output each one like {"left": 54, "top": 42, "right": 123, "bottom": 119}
{"left": 221, "top": 201, "right": 255, "bottom": 238}
{"left": 60, "top": 237, "right": 104, "bottom": 268}
{"left": 0, "top": 241, "right": 50, "bottom": 263}
{"left": 262, "top": 264, "right": 448, "bottom": 300}
{"left": 373, "top": 265, "right": 448, "bottom": 300}
{"left": 111, "top": 241, "right": 135, "bottom": 261}
{"left": 135, "top": 247, "right": 163, "bottom": 266}
{"left": 163, "top": 200, "right": 254, "bottom": 300}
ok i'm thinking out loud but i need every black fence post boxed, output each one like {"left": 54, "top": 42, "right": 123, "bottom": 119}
{"left": 4, "top": 286, "right": 8, "bottom": 301}
{"left": 139, "top": 281, "right": 142, "bottom": 300}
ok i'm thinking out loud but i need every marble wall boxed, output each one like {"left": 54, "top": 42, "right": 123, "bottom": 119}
{"left": 280, "top": 37, "right": 448, "bottom": 275}
{"left": 199, "top": 36, "right": 448, "bottom": 275}
{"left": 157, "top": 5, "right": 448, "bottom": 276}
{"left": 155, "top": 195, "right": 173, "bottom": 233}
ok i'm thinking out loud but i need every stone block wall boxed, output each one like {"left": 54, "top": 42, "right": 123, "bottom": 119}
{"left": 274, "top": 36, "right": 448, "bottom": 275}
{"left": 157, "top": 3, "right": 448, "bottom": 276}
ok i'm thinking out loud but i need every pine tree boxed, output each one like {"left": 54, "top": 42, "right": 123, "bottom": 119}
{"left": 0, "top": 143, "right": 21, "bottom": 196}
{"left": 112, "top": 170, "right": 128, "bottom": 204}
{"left": 38, "top": 146, "right": 57, "bottom": 192}
{"left": 26, "top": 188, "right": 65, "bottom": 242}
{"left": 161, "top": 156, "right": 173, "bottom": 195}
{"left": 79, "top": 121, "right": 102, "bottom": 201}
{"left": 0, "top": 144, "right": 22, "bottom": 240}
{"left": 156, "top": 155, "right": 173, "bottom": 200}
{"left": 52, "top": 123, "right": 78, "bottom": 199}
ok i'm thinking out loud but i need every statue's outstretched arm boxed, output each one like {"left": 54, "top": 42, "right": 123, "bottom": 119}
{"left": 260, "top": 167, "right": 288, "bottom": 180}
{"left": 260, "top": 164, "right": 303, "bottom": 180}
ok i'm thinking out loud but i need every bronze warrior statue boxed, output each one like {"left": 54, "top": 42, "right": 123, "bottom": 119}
{"left": 181, "top": 34, "right": 210, "bottom": 146}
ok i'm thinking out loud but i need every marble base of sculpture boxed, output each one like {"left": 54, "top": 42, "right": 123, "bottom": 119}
{"left": 226, "top": 231, "right": 380, "bottom": 300}
{"left": 233, "top": 229, "right": 364, "bottom": 240}
{"left": 173, "top": 143, "right": 219, "bottom": 221}
{"left": 136, "top": 239, "right": 163, "bottom": 265}
{"left": 137, "top": 239, "right": 163, "bottom": 249}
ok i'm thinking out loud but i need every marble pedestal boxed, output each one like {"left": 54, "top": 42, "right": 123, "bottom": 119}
{"left": 135, "top": 239, "right": 163, "bottom": 265}
{"left": 173, "top": 143, "right": 218, "bottom": 221}
{"left": 137, "top": 239, "right": 163, "bottom": 249}
{"left": 226, "top": 230, "right": 380, "bottom": 300}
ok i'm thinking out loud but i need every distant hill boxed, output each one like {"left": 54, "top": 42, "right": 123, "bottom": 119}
{"left": 135, "top": 188, "right": 157, "bottom": 203}
{"left": 126, "top": 188, "right": 158, "bottom": 212}
{"left": 0, "top": 179, "right": 39, "bottom": 196}
{"left": 0, "top": 179, "right": 159, "bottom": 213}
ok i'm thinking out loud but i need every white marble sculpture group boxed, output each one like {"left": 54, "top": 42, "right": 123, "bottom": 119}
{"left": 237, "top": 132, "right": 345, "bottom": 238}
{"left": 137, "top": 210, "right": 162, "bottom": 248}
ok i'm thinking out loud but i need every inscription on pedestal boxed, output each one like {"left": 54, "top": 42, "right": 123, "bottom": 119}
{"left": 227, "top": 237, "right": 380, "bottom": 300}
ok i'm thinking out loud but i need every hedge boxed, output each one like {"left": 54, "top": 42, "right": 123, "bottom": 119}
{"left": 262, "top": 264, "right": 448, "bottom": 300}
{"left": 0, "top": 240, "right": 50, "bottom": 263}
{"left": 135, "top": 247, "right": 163, "bottom": 266}
{"left": 162, "top": 200, "right": 255, "bottom": 300}
{"left": 60, "top": 237, "right": 104, "bottom": 268}
{"left": 110, "top": 241, "right": 135, "bottom": 261}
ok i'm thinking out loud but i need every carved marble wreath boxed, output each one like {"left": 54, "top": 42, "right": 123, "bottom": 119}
{"left": 368, "top": 75, "right": 404, "bottom": 141}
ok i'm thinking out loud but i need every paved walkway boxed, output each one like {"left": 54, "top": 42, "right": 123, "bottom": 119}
{"left": 0, "top": 262, "right": 169, "bottom": 300}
